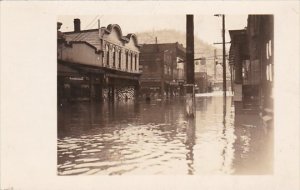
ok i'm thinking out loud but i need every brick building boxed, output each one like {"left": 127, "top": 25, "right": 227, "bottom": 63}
{"left": 139, "top": 43, "right": 186, "bottom": 99}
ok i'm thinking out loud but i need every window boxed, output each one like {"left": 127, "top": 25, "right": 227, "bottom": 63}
{"left": 126, "top": 51, "right": 128, "bottom": 70}
{"left": 106, "top": 45, "right": 109, "bottom": 66}
{"left": 118, "top": 50, "right": 122, "bottom": 69}
{"left": 112, "top": 47, "right": 116, "bottom": 67}
{"left": 266, "top": 64, "right": 273, "bottom": 82}
{"left": 134, "top": 54, "right": 137, "bottom": 71}
{"left": 130, "top": 53, "right": 133, "bottom": 70}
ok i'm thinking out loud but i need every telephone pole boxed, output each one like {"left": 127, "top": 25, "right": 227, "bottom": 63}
{"left": 185, "top": 14, "right": 195, "bottom": 117}
{"left": 222, "top": 15, "right": 226, "bottom": 97}
{"left": 186, "top": 15, "right": 195, "bottom": 85}
{"left": 214, "top": 14, "right": 227, "bottom": 96}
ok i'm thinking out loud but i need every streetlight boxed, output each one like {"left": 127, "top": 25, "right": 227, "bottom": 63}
{"left": 214, "top": 14, "right": 226, "bottom": 97}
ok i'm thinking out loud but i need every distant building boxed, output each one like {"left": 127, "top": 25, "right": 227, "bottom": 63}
{"left": 139, "top": 43, "right": 186, "bottom": 99}
{"left": 195, "top": 72, "right": 208, "bottom": 93}
{"left": 229, "top": 15, "right": 274, "bottom": 115}
{"left": 57, "top": 19, "right": 141, "bottom": 103}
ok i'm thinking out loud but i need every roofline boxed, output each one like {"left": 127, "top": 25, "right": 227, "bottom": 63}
{"left": 63, "top": 28, "right": 99, "bottom": 34}
{"left": 228, "top": 29, "right": 247, "bottom": 38}
{"left": 141, "top": 42, "right": 182, "bottom": 46}
{"left": 63, "top": 25, "right": 141, "bottom": 47}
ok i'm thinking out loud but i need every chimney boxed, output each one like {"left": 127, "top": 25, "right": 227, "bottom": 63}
{"left": 74, "top": 18, "right": 81, "bottom": 32}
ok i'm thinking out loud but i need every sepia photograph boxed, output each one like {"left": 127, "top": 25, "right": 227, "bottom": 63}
{"left": 57, "top": 14, "right": 273, "bottom": 175}
{"left": 1, "top": 1, "right": 299, "bottom": 190}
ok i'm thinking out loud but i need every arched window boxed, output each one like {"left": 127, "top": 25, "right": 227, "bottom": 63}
{"left": 118, "top": 50, "right": 122, "bottom": 69}
{"left": 106, "top": 45, "right": 109, "bottom": 66}
{"left": 112, "top": 47, "right": 116, "bottom": 67}
{"left": 125, "top": 51, "right": 128, "bottom": 70}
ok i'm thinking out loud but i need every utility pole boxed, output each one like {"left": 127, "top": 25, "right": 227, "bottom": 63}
{"left": 185, "top": 14, "right": 195, "bottom": 117}
{"left": 222, "top": 15, "right": 227, "bottom": 97}
{"left": 214, "top": 14, "right": 227, "bottom": 96}
{"left": 186, "top": 15, "right": 195, "bottom": 85}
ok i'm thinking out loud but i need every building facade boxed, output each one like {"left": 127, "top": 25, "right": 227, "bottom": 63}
{"left": 57, "top": 19, "right": 141, "bottom": 103}
{"left": 139, "top": 43, "right": 186, "bottom": 99}
{"left": 229, "top": 15, "right": 274, "bottom": 116}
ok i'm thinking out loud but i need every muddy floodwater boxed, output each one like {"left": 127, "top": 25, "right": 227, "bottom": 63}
{"left": 57, "top": 96, "right": 273, "bottom": 175}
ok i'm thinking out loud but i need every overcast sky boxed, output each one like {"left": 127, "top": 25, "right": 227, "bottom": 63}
{"left": 58, "top": 15, "right": 248, "bottom": 48}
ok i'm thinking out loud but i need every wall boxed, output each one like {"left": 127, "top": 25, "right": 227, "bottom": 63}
{"left": 61, "top": 43, "right": 103, "bottom": 67}
{"left": 103, "top": 28, "right": 140, "bottom": 73}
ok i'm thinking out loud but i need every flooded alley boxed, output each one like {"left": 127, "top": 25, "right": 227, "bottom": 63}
{"left": 57, "top": 96, "right": 273, "bottom": 175}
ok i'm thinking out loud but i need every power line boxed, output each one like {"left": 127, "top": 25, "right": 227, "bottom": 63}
{"left": 72, "top": 15, "right": 101, "bottom": 41}
{"left": 66, "top": 15, "right": 101, "bottom": 43}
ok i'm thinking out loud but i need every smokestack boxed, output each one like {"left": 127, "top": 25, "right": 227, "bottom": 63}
{"left": 74, "top": 18, "right": 81, "bottom": 32}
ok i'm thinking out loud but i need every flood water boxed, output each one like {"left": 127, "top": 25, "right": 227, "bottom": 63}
{"left": 57, "top": 96, "right": 273, "bottom": 175}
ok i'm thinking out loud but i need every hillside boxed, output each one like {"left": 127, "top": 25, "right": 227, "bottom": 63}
{"left": 136, "top": 29, "right": 222, "bottom": 76}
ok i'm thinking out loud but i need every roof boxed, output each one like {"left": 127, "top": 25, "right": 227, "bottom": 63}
{"left": 63, "top": 24, "right": 141, "bottom": 50}
{"left": 64, "top": 30, "right": 100, "bottom": 50}
{"left": 141, "top": 42, "right": 186, "bottom": 54}
{"left": 228, "top": 29, "right": 249, "bottom": 66}
{"left": 229, "top": 29, "right": 247, "bottom": 40}
{"left": 64, "top": 41, "right": 102, "bottom": 54}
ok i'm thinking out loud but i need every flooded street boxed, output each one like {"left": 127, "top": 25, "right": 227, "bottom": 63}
{"left": 57, "top": 96, "right": 273, "bottom": 175}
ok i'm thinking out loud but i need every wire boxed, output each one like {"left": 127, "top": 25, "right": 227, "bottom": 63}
{"left": 72, "top": 15, "right": 101, "bottom": 41}
{"left": 66, "top": 15, "right": 101, "bottom": 42}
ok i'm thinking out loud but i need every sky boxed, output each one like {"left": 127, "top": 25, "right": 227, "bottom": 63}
{"left": 58, "top": 15, "right": 248, "bottom": 48}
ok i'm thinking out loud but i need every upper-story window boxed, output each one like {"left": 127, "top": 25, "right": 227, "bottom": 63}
{"left": 134, "top": 54, "right": 137, "bottom": 71}
{"left": 106, "top": 45, "right": 109, "bottom": 66}
{"left": 118, "top": 50, "right": 122, "bottom": 69}
{"left": 130, "top": 53, "right": 133, "bottom": 71}
{"left": 125, "top": 51, "right": 129, "bottom": 70}
{"left": 112, "top": 47, "right": 116, "bottom": 67}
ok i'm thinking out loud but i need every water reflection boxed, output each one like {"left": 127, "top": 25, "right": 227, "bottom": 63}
{"left": 57, "top": 96, "right": 273, "bottom": 175}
